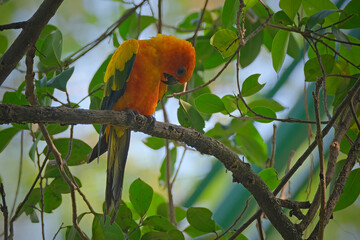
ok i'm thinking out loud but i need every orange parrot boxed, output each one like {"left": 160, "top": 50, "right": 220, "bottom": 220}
{"left": 88, "top": 34, "right": 196, "bottom": 223}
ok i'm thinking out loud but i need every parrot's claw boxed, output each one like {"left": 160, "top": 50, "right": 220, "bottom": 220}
{"left": 125, "top": 109, "right": 140, "bottom": 123}
{"left": 145, "top": 115, "right": 156, "bottom": 130}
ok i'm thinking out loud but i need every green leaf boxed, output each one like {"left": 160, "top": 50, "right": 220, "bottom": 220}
{"left": 38, "top": 29, "right": 63, "bottom": 69}
{"left": 46, "top": 66, "right": 74, "bottom": 92}
{"left": 241, "top": 74, "right": 264, "bottom": 97}
{"left": 178, "top": 12, "right": 200, "bottom": 31}
{"left": 248, "top": 99, "right": 285, "bottom": 112}
{"left": 187, "top": 207, "right": 216, "bottom": 233}
{"left": 272, "top": 30, "right": 290, "bottom": 72}
{"left": 306, "top": 9, "right": 338, "bottom": 29}
{"left": 143, "top": 136, "right": 165, "bottom": 150}
{"left": 50, "top": 176, "right": 82, "bottom": 194}
{"left": 46, "top": 124, "right": 69, "bottom": 136}
{"left": 338, "top": 0, "right": 360, "bottom": 29}
{"left": 29, "top": 133, "right": 42, "bottom": 162}
{"left": 222, "top": 0, "right": 239, "bottom": 28}
{"left": 159, "top": 148, "right": 177, "bottom": 185}
{"left": 332, "top": 26, "right": 351, "bottom": 50}
{"left": 240, "top": 20, "right": 263, "bottom": 68}
{"left": 119, "top": 13, "right": 156, "bottom": 40}
{"left": 2, "top": 91, "right": 29, "bottom": 105}
{"left": 258, "top": 168, "right": 280, "bottom": 190}
{"left": 44, "top": 164, "right": 61, "bottom": 178}
{"left": 92, "top": 214, "right": 124, "bottom": 240}
{"left": 302, "top": 0, "right": 338, "bottom": 27}
{"left": 221, "top": 95, "right": 237, "bottom": 114}
{"left": 112, "top": 32, "right": 120, "bottom": 48}
{"left": 287, "top": 33, "right": 301, "bottom": 60}
{"left": 157, "top": 203, "right": 187, "bottom": 223}
{"left": 177, "top": 99, "right": 205, "bottom": 133}
{"left": 244, "top": 0, "right": 258, "bottom": 10}
{"left": 221, "top": 95, "right": 243, "bottom": 114}
{"left": 143, "top": 215, "right": 175, "bottom": 232}
{"left": 247, "top": 107, "right": 277, "bottom": 123}
{"left": 339, "top": 35, "right": 360, "bottom": 75}
{"left": 195, "top": 93, "right": 225, "bottom": 114}
{"left": 210, "top": 29, "right": 238, "bottom": 58}
{"left": 141, "top": 232, "right": 167, "bottom": 240}
{"left": 17, "top": 188, "right": 41, "bottom": 217}
{"left": 304, "top": 54, "right": 335, "bottom": 82}
{"left": 44, "top": 138, "right": 91, "bottom": 166}
{"left": 129, "top": 178, "right": 153, "bottom": 217}
{"left": 235, "top": 121, "right": 267, "bottom": 167}
{"left": 0, "top": 34, "right": 8, "bottom": 54}
{"left": 43, "top": 186, "right": 62, "bottom": 213}
{"left": 334, "top": 168, "right": 360, "bottom": 211}
{"left": 114, "top": 201, "right": 133, "bottom": 233}
{"left": 279, "top": 0, "right": 302, "bottom": 20}
{"left": 195, "top": 36, "right": 227, "bottom": 69}
{"left": 0, "top": 127, "right": 20, "bottom": 153}
{"left": 29, "top": 210, "right": 39, "bottom": 223}
{"left": 272, "top": 11, "right": 294, "bottom": 26}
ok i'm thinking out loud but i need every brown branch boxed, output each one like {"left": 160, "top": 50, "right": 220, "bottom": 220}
{"left": 231, "top": 75, "right": 360, "bottom": 238}
{"left": 313, "top": 81, "right": 326, "bottom": 240}
{"left": 0, "top": 103, "right": 302, "bottom": 239}
{"left": 308, "top": 133, "right": 360, "bottom": 240}
{"left": 23, "top": 48, "right": 87, "bottom": 239}
{"left": 0, "top": 182, "right": 9, "bottom": 240}
{"left": 0, "top": 21, "right": 27, "bottom": 31}
{"left": 0, "top": 0, "right": 64, "bottom": 85}
{"left": 298, "top": 100, "right": 356, "bottom": 231}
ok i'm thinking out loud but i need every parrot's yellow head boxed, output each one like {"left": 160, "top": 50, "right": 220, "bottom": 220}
{"left": 150, "top": 34, "right": 196, "bottom": 85}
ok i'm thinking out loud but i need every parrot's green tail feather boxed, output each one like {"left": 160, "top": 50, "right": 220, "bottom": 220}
{"left": 105, "top": 127, "right": 131, "bottom": 224}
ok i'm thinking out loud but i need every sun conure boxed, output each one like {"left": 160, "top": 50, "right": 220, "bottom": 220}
{"left": 88, "top": 34, "right": 196, "bottom": 223}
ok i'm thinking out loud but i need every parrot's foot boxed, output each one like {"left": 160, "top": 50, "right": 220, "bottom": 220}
{"left": 145, "top": 115, "right": 156, "bottom": 130}
{"left": 124, "top": 109, "right": 140, "bottom": 124}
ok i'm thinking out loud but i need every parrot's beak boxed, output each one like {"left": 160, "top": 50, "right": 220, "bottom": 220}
{"left": 162, "top": 73, "right": 179, "bottom": 85}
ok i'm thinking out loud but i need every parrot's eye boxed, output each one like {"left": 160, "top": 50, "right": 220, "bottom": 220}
{"left": 176, "top": 66, "right": 186, "bottom": 77}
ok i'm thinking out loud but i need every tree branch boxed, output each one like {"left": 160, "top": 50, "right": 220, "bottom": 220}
{"left": 0, "top": 103, "right": 301, "bottom": 240}
{"left": 0, "top": 0, "right": 64, "bottom": 85}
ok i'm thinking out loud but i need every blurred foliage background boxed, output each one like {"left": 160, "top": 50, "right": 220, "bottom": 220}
{"left": 1, "top": 0, "right": 360, "bottom": 239}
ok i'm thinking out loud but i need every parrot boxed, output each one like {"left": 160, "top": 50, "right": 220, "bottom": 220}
{"left": 87, "top": 34, "right": 196, "bottom": 223}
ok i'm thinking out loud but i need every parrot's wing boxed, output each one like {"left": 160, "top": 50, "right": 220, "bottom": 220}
{"left": 101, "top": 39, "right": 139, "bottom": 112}
{"left": 88, "top": 40, "right": 139, "bottom": 163}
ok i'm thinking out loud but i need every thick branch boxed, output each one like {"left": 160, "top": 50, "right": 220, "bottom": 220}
{"left": 0, "top": 104, "right": 301, "bottom": 239}
{"left": 0, "top": 0, "right": 64, "bottom": 84}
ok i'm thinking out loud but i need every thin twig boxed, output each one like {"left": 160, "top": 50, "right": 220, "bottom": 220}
{"left": 161, "top": 100, "right": 176, "bottom": 226}
{"left": 171, "top": 147, "right": 187, "bottom": 186}
{"left": 63, "top": 0, "right": 147, "bottom": 66}
{"left": 9, "top": 152, "right": 49, "bottom": 239}
{"left": 0, "top": 21, "right": 27, "bottom": 31}
{"left": 191, "top": 0, "right": 209, "bottom": 47}
{"left": 217, "top": 198, "right": 251, "bottom": 240}
{"left": 256, "top": 213, "right": 266, "bottom": 240}
{"left": 0, "top": 182, "right": 9, "bottom": 240}
{"left": 157, "top": 0, "right": 162, "bottom": 34}
{"left": 9, "top": 131, "right": 24, "bottom": 218}
{"left": 308, "top": 133, "right": 360, "bottom": 239}
{"left": 52, "top": 223, "right": 64, "bottom": 240}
